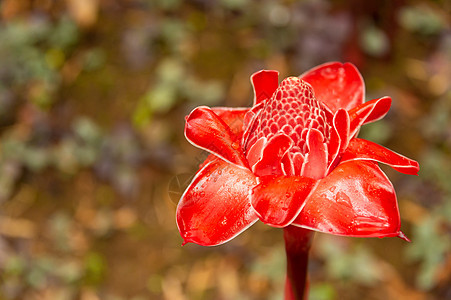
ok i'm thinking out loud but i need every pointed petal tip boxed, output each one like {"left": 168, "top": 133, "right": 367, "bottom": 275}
{"left": 397, "top": 231, "right": 411, "bottom": 242}
{"left": 251, "top": 70, "right": 279, "bottom": 105}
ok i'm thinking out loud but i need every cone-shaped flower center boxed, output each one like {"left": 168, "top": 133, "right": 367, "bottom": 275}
{"left": 245, "top": 77, "right": 331, "bottom": 156}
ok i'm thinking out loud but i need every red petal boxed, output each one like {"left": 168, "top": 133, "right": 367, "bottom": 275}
{"left": 212, "top": 107, "right": 249, "bottom": 137}
{"left": 301, "top": 129, "right": 328, "bottom": 179}
{"left": 251, "top": 176, "right": 318, "bottom": 227}
{"left": 300, "top": 62, "right": 365, "bottom": 112}
{"left": 185, "top": 106, "right": 247, "bottom": 167}
{"left": 281, "top": 152, "right": 295, "bottom": 176}
{"left": 252, "top": 134, "right": 293, "bottom": 177}
{"left": 293, "top": 160, "right": 402, "bottom": 237}
{"left": 251, "top": 70, "right": 279, "bottom": 105}
{"left": 242, "top": 102, "right": 264, "bottom": 149}
{"left": 348, "top": 97, "right": 391, "bottom": 138}
{"left": 342, "top": 138, "right": 420, "bottom": 175}
{"left": 327, "top": 109, "right": 350, "bottom": 173}
{"left": 177, "top": 159, "right": 258, "bottom": 246}
{"left": 246, "top": 136, "right": 267, "bottom": 169}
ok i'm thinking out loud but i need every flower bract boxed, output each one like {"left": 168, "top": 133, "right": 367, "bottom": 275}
{"left": 177, "top": 62, "right": 419, "bottom": 246}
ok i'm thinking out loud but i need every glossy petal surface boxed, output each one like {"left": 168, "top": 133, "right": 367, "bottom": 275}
{"left": 293, "top": 161, "right": 401, "bottom": 237}
{"left": 300, "top": 62, "right": 365, "bottom": 112}
{"left": 342, "top": 138, "right": 420, "bottom": 175}
{"left": 251, "top": 70, "right": 279, "bottom": 105}
{"left": 251, "top": 176, "right": 317, "bottom": 227}
{"left": 348, "top": 97, "right": 391, "bottom": 137}
{"left": 252, "top": 134, "right": 293, "bottom": 177}
{"left": 301, "top": 129, "right": 327, "bottom": 179}
{"left": 185, "top": 106, "right": 247, "bottom": 167}
{"left": 327, "top": 108, "right": 350, "bottom": 173}
{"left": 177, "top": 159, "right": 258, "bottom": 246}
{"left": 211, "top": 107, "right": 249, "bottom": 137}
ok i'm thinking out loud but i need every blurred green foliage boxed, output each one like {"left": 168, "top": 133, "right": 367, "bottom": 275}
{"left": 0, "top": 0, "right": 450, "bottom": 299}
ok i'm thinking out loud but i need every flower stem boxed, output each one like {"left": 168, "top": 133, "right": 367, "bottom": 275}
{"left": 283, "top": 225, "right": 314, "bottom": 300}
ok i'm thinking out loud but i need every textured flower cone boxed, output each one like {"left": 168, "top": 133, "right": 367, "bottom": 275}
{"left": 176, "top": 62, "right": 419, "bottom": 299}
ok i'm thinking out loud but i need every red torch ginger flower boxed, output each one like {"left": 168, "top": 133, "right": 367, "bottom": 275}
{"left": 177, "top": 62, "right": 419, "bottom": 246}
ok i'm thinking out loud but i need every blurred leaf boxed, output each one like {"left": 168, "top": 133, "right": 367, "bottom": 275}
{"left": 318, "top": 237, "right": 382, "bottom": 285}
{"left": 48, "top": 16, "right": 79, "bottom": 49}
{"left": 45, "top": 48, "right": 66, "bottom": 70}
{"left": 73, "top": 117, "right": 102, "bottom": 145}
{"left": 49, "top": 213, "right": 73, "bottom": 252}
{"left": 157, "top": 58, "right": 186, "bottom": 84}
{"left": 55, "top": 261, "right": 83, "bottom": 283}
{"left": 220, "top": 0, "right": 250, "bottom": 10}
{"left": 3, "top": 255, "right": 26, "bottom": 277}
{"left": 84, "top": 252, "right": 106, "bottom": 285}
{"left": 144, "top": 84, "right": 178, "bottom": 114}
{"left": 399, "top": 6, "right": 445, "bottom": 35}
{"left": 308, "top": 283, "right": 336, "bottom": 300}
{"left": 152, "top": 0, "right": 182, "bottom": 10}
{"left": 183, "top": 78, "right": 224, "bottom": 105}
{"left": 132, "top": 100, "right": 152, "bottom": 127}
{"left": 22, "top": 146, "right": 49, "bottom": 172}
{"left": 359, "top": 25, "right": 390, "bottom": 57}
{"left": 82, "top": 48, "right": 106, "bottom": 71}
{"left": 407, "top": 216, "right": 451, "bottom": 290}
{"left": 354, "top": 119, "right": 391, "bottom": 145}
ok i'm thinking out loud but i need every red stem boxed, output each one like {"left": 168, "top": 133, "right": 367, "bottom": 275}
{"left": 283, "top": 225, "right": 314, "bottom": 300}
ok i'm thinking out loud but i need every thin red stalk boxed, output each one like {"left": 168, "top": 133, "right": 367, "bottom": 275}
{"left": 283, "top": 225, "right": 314, "bottom": 300}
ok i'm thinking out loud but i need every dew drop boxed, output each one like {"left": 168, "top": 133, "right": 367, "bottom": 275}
{"left": 199, "top": 191, "right": 206, "bottom": 197}
{"left": 285, "top": 192, "right": 291, "bottom": 198}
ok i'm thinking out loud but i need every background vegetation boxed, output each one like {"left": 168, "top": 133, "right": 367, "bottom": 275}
{"left": 0, "top": 0, "right": 450, "bottom": 299}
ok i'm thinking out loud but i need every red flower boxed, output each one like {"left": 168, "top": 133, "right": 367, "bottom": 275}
{"left": 177, "top": 62, "right": 419, "bottom": 246}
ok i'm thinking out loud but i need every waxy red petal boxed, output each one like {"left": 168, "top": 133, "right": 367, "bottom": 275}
{"left": 212, "top": 107, "right": 249, "bottom": 137}
{"left": 246, "top": 137, "right": 267, "bottom": 169}
{"left": 185, "top": 106, "right": 247, "bottom": 167}
{"left": 293, "top": 161, "right": 402, "bottom": 237}
{"left": 251, "top": 70, "right": 279, "bottom": 105}
{"left": 327, "top": 109, "right": 350, "bottom": 173}
{"left": 348, "top": 97, "right": 392, "bottom": 138}
{"left": 242, "top": 102, "right": 264, "bottom": 150}
{"left": 300, "top": 62, "right": 365, "bottom": 112}
{"left": 177, "top": 159, "right": 258, "bottom": 246}
{"left": 251, "top": 176, "right": 318, "bottom": 227}
{"left": 301, "top": 129, "right": 328, "bottom": 179}
{"left": 252, "top": 134, "right": 293, "bottom": 177}
{"left": 342, "top": 138, "right": 420, "bottom": 175}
